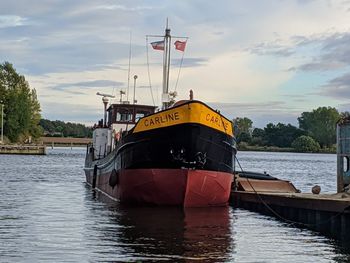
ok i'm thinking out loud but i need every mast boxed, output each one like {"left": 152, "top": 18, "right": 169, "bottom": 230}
{"left": 162, "top": 21, "right": 171, "bottom": 110}
{"left": 147, "top": 20, "right": 187, "bottom": 110}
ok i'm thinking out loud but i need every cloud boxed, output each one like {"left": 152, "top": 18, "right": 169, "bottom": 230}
{"left": 94, "top": 4, "right": 156, "bottom": 12}
{"left": 338, "top": 102, "right": 350, "bottom": 113}
{"left": 297, "top": 32, "right": 350, "bottom": 72}
{"left": 207, "top": 101, "right": 300, "bottom": 127}
{"left": 249, "top": 42, "right": 294, "bottom": 57}
{"left": 2, "top": 0, "right": 350, "bottom": 126}
{"left": 41, "top": 101, "right": 101, "bottom": 124}
{"left": 171, "top": 57, "right": 208, "bottom": 68}
{"left": 249, "top": 30, "right": 350, "bottom": 73}
{"left": 0, "top": 15, "right": 28, "bottom": 28}
{"left": 51, "top": 80, "right": 123, "bottom": 90}
{"left": 0, "top": 40, "right": 140, "bottom": 75}
{"left": 319, "top": 72, "right": 350, "bottom": 99}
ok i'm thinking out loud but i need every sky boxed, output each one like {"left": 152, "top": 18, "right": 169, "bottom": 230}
{"left": 1, "top": 0, "right": 350, "bottom": 127}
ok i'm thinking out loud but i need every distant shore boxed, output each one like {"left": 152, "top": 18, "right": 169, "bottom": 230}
{"left": 0, "top": 144, "right": 46, "bottom": 155}
{"left": 238, "top": 145, "right": 336, "bottom": 154}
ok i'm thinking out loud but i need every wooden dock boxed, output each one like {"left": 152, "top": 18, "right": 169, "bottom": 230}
{"left": 0, "top": 144, "right": 46, "bottom": 155}
{"left": 228, "top": 118, "right": 350, "bottom": 242}
{"left": 230, "top": 190, "right": 350, "bottom": 241}
{"left": 40, "top": 137, "right": 92, "bottom": 147}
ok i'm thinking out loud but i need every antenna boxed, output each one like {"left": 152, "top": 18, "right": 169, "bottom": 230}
{"left": 119, "top": 90, "right": 126, "bottom": 103}
{"left": 126, "top": 31, "right": 132, "bottom": 102}
{"left": 96, "top": 92, "right": 115, "bottom": 98}
{"left": 133, "top": 75, "right": 138, "bottom": 104}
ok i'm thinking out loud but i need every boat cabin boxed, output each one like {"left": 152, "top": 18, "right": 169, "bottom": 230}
{"left": 92, "top": 103, "right": 156, "bottom": 160}
{"left": 107, "top": 103, "right": 157, "bottom": 127}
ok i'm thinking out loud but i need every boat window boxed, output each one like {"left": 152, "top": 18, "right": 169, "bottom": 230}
{"left": 344, "top": 156, "right": 349, "bottom": 172}
{"left": 116, "top": 111, "right": 133, "bottom": 122}
{"left": 135, "top": 112, "right": 145, "bottom": 121}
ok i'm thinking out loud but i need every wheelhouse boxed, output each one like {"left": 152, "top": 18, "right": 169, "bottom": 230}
{"left": 107, "top": 103, "right": 157, "bottom": 127}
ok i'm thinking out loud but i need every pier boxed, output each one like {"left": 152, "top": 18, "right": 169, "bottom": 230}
{"left": 40, "top": 137, "right": 91, "bottom": 147}
{"left": 230, "top": 117, "right": 350, "bottom": 241}
{"left": 230, "top": 191, "right": 350, "bottom": 241}
{"left": 0, "top": 144, "right": 46, "bottom": 155}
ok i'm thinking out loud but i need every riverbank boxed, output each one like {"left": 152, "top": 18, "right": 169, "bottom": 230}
{"left": 238, "top": 144, "right": 336, "bottom": 154}
{"left": 0, "top": 144, "right": 46, "bottom": 155}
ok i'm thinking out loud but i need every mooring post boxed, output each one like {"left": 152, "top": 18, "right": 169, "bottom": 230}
{"left": 337, "top": 117, "right": 350, "bottom": 193}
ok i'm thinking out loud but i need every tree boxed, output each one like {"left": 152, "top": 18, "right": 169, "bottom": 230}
{"left": 252, "top": 128, "right": 265, "bottom": 138}
{"left": 263, "top": 122, "right": 305, "bottom": 148}
{"left": 0, "top": 62, "right": 42, "bottom": 142}
{"left": 298, "top": 107, "right": 340, "bottom": 148}
{"left": 251, "top": 128, "right": 266, "bottom": 146}
{"left": 234, "top": 117, "right": 253, "bottom": 144}
{"left": 238, "top": 131, "right": 251, "bottom": 143}
{"left": 340, "top": 111, "right": 350, "bottom": 119}
{"left": 235, "top": 117, "right": 253, "bottom": 134}
{"left": 292, "top": 135, "right": 320, "bottom": 152}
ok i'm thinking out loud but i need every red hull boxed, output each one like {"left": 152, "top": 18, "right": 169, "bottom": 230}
{"left": 86, "top": 169, "right": 233, "bottom": 207}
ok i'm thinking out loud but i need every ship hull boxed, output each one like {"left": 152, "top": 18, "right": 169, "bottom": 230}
{"left": 85, "top": 101, "right": 235, "bottom": 207}
{"left": 85, "top": 168, "right": 233, "bottom": 207}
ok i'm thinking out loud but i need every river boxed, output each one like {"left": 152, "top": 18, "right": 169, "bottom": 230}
{"left": 1, "top": 148, "right": 349, "bottom": 262}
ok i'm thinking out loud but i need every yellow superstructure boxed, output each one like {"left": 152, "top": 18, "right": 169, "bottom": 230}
{"left": 133, "top": 101, "right": 233, "bottom": 136}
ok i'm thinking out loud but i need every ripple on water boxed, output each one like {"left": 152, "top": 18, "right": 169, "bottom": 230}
{"left": 0, "top": 148, "right": 349, "bottom": 262}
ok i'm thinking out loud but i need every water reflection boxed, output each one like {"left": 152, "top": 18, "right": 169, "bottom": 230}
{"left": 91, "top": 192, "right": 234, "bottom": 262}
{"left": 3, "top": 149, "right": 350, "bottom": 262}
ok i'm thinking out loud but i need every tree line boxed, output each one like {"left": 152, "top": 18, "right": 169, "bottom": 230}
{"left": 40, "top": 119, "right": 92, "bottom": 138}
{"left": 235, "top": 107, "right": 345, "bottom": 152}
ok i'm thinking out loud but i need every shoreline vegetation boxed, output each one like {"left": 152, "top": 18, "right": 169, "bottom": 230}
{"left": 0, "top": 62, "right": 345, "bottom": 155}
{"left": 233, "top": 107, "right": 344, "bottom": 154}
{"left": 238, "top": 144, "right": 336, "bottom": 154}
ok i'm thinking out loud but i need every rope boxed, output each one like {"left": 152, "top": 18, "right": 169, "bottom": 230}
{"left": 234, "top": 156, "right": 348, "bottom": 227}
{"left": 145, "top": 36, "right": 156, "bottom": 106}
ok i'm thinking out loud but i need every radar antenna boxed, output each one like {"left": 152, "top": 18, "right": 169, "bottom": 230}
{"left": 96, "top": 92, "right": 115, "bottom": 127}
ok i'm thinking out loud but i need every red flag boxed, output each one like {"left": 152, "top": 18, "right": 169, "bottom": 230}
{"left": 174, "top": 40, "right": 187, "bottom": 52}
{"left": 150, "top": 40, "right": 164, "bottom": 51}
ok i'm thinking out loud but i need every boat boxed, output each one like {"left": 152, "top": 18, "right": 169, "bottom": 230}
{"left": 84, "top": 25, "right": 236, "bottom": 207}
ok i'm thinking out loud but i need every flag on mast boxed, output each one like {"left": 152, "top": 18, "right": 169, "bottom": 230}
{"left": 174, "top": 40, "right": 187, "bottom": 52}
{"left": 150, "top": 40, "right": 165, "bottom": 51}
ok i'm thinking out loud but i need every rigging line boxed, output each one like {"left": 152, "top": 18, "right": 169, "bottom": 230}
{"left": 234, "top": 156, "right": 347, "bottom": 228}
{"left": 111, "top": 86, "right": 116, "bottom": 100}
{"left": 174, "top": 42, "right": 186, "bottom": 92}
{"left": 146, "top": 36, "right": 155, "bottom": 106}
{"left": 126, "top": 31, "right": 132, "bottom": 102}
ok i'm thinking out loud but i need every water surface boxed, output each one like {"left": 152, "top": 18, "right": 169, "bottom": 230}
{"left": 0, "top": 148, "right": 349, "bottom": 262}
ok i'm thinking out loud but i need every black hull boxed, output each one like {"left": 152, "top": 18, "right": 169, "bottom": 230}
{"left": 116, "top": 123, "right": 234, "bottom": 173}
